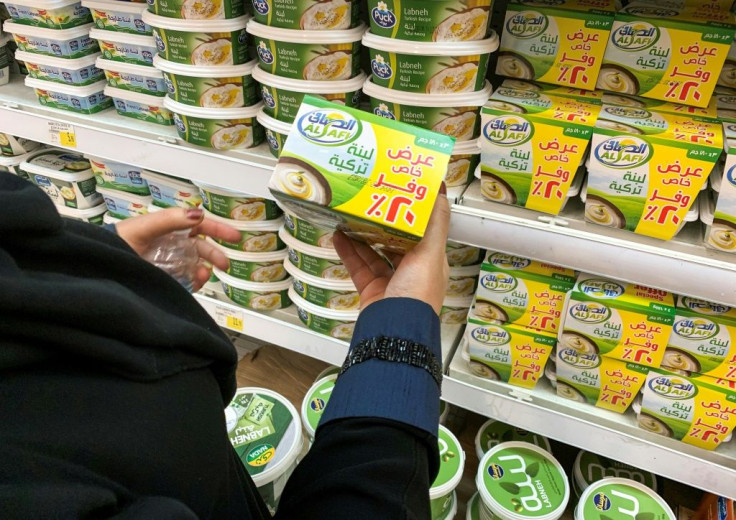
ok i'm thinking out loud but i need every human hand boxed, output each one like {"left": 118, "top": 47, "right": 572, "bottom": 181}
{"left": 333, "top": 189, "right": 451, "bottom": 314}
{"left": 115, "top": 207, "right": 241, "bottom": 292}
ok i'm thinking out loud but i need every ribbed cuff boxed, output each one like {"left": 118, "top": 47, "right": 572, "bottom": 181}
{"left": 318, "top": 298, "right": 441, "bottom": 438}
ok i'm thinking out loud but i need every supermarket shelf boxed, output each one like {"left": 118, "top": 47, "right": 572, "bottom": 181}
{"left": 0, "top": 78, "right": 277, "bottom": 198}
{"left": 446, "top": 348, "right": 736, "bottom": 500}
{"left": 455, "top": 181, "right": 736, "bottom": 306}
{"left": 3, "top": 76, "right": 736, "bottom": 304}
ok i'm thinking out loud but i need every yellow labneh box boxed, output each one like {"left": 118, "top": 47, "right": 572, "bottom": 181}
{"left": 269, "top": 96, "right": 454, "bottom": 254}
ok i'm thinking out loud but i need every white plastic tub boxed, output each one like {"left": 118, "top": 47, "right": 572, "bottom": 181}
{"left": 96, "top": 57, "right": 165, "bottom": 96}
{"left": 0, "top": 133, "right": 42, "bottom": 157}
{"left": 430, "top": 425, "right": 465, "bottom": 520}
{"left": 207, "top": 237, "right": 288, "bottom": 282}
{"left": 203, "top": 208, "right": 285, "bottom": 252}
{"left": 571, "top": 450, "right": 658, "bottom": 499}
{"left": 574, "top": 478, "right": 675, "bottom": 520}
{"left": 139, "top": 169, "right": 201, "bottom": 208}
{"left": 102, "top": 211, "right": 120, "bottom": 225}
{"left": 364, "top": 78, "right": 491, "bottom": 141}
{"left": 86, "top": 154, "right": 150, "bottom": 195}
{"left": 439, "top": 295, "right": 473, "bottom": 324}
{"left": 97, "top": 185, "right": 152, "bottom": 218}
{"left": 0, "top": 35, "right": 11, "bottom": 86}
{"left": 4, "top": 0, "right": 91, "bottom": 29}
{"left": 284, "top": 258, "right": 359, "bottom": 310}
{"left": 0, "top": 149, "right": 39, "bottom": 178}
{"left": 301, "top": 373, "right": 337, "bottom": 442}
{"left": 474, "top": 419, "right": 552, "bottom": 461}
{"left": 279, "top": 227, "right": 349, "bottom": 280}
{"left": 282, "top": 211, "right": 335, "bottom": 249}
{"left": 195, "top": 181, "right": 282, "bottom": 220}
{"left": 247, "top": 20, "right": 365, "bottom": 80}
{"left": 165, "top": 97, "right": 264, "bottom": 150}
{"left": 4, "top": 21, "right": 98, "bottom": 58}
{"left": 363, "top": 30, "right": 498, "bottom": 94}
{"left": 22, "top": 149, "right": 102, "bottom": 209}
{"left": 215, "top": 266, "right": 292, "bottom": 310}
{"left": 56, "top": 202, "right": 107, "bottom": 224}
{"left": 253, "top": 66, "right": 365, "bottom": 123}
{"left": 289, "top": 286, "right": 358, "bottom": 340}
{"left": 90, "top": 27, "right": 156, "bottom": 66}
{"left": 446, "top": 139, "right": 481, "bottom": 187}
{"left": 447, "top": 262, "right": 481, "bottom": 297}
{"left": 154, "top": 55, "right": 258, "bottom": 108}
{"left": 82, "top": 0, "right": 151, "bottom": 35}
{"left": 25, "top": 76, "right": 111, "bottom": 114}
{"left": 143, "top": 11, "right": 250, "bottom": 66}
{"left": 105, "top": 85, "right": 174, "bottom": 125}
{"left": 226, "top": 387, "right": 303, "bottom": 514}
{"left": 257, "top": 108, "right": 291, "bottom": 158}
{"left": 16, "top": 50, "right": 103, "bottom": 86}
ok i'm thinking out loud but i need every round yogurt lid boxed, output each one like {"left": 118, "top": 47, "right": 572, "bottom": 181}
{"left": 246, "top": 19, "right": 366, "bottom": 43}
{"left": 20, "top": 148, "right": 93, "bottom": 179}
{"left": 3, "top": 20, "right": 94, "bottom": 38}
{"left": 430, "top": 425, "right": 465, "bottom": 499}
{"left": 252, "top": 66, "right": 367, "bottom": 93}
{"left": 96, "top": 57, "right": 164, "bottom": 77}
{"left": 475, "top": 421, "right": 552, "bottom": 461}
{"left": 202, "top": 207, "right": 284, "bottom": 231}
{"left": 363, "top": 30, "right": 499, "bottom": 56}
{"left": 163, "top": 97, "right": 263, "bottom": 119}
{"left": 205, "top": 236, "right": 287, "bottom": 262}
{"left": 142, "top": 11, "right": 249, "bottom": 31}
{"left": 283, "top": 256, "right": 356, "bottom": 290}
{"left": 301, "top": 373, "right": 337, "bottom": 438}
{"left": 24, "top": 76, "right": 106, "bottom": 96}
{"left": 257, "top": 108, "right": 293, "bottom": 135}
{"left": 89, "top": 27, "right": 156, "bottom": 45}
{"left": 573, "top": 451, "right": 657, "bottom": 494}
{"left": 466, "top": 492, "right": 482, "bottom": 520}
{"left": 477, "top": 441, "right": 569, "bottom": 520}
{"left": 214, "top": 266, "right": 292, "bottom": 291}
{"left": 279, "top": 227, "right": 341, "bottom": 260}
{"left": 575, "top": 478, "right": 674, "bottom": 520}
{"left": 153, "top": 54, "right": 256, "bottom": 77}
{"left": 15, "top": 50, "right": 101, "bottom": 68}
{"left": 314, "top": 365, "right": 340, "bottom": 381}
{"left": 363, "top": 77, "right": 492, "bottom": 107}
{"left": 288, "top": 286, "right": 359, "bottom": 320}
{"left": 105, "top": 85, "right": 165, "bottom": 106}
{"left": 226, "top": 387, "right": 303, "bottom": 486}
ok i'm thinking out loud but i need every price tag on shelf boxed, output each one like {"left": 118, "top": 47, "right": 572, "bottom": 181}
{"left": 47, "top": 121, "right": 77, "bottom": 148}
{"left": 213, "top": 304, "right": 244, "bottom": 332}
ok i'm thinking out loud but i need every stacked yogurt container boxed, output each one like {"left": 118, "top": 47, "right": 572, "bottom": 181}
{"left": 361, "top": 0, "right": 498, "bottom": 188}
{"left": 20, "top": 148, "right": 108, "bottom": 224}
{"left": 196, "top": 182, "right": 292, "bottom": 311}
{"left": 441, "top": 241, "right": 484, "bottom": 325}
{"left": 88, "top": 154, "right": 153, "bottom": 220}
{"left": 2, "top": 0, "right": 113, "bottom": 113}
{"left": 246, "top": 0, "right": 367, "bottom": 157}
{"left": 280, "top": 211, "right": 359, "bottom": 340}
{"left": 83, "top": 0, "right": 173, "bottom": 125}
{"left": 138, "top": 0, "right": 262, "bottom": 148}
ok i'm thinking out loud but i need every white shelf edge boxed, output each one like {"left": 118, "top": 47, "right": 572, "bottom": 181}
{"left": 445, "top": 352, "right": 736, "bottom": 500}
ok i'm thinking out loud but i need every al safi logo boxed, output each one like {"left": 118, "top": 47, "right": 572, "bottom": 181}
{"left": 594, "top": 136, "right": 652, "bottom": 169}
{"left": 611, "top": 22, "right": 660, "bottom": 51}
{"left": 558, "top": 347, "right": 600, "bottom": 369}
{"left": 371, "top": 1, "right": 396, "bottom": 28}
{"left": 471, "top": 324, "right": 511, "bottom": 346}
{"left": 602, "top": 106, "right": 652, "bottom": 120}
{"left": 483, "top": 115, "right": 533, "bottom": 146}
{"left": 296, "top": 109, "right": 361, "bottom": 146}
{"left": 727, "top": 163, "right": 736, "bottom": 188}
{"left": 568, "top": 302, "right": 611, "bottom": 324}
{"left": 673, "top": 317, "right": 719, "bottom": 340}
{"left": 648, "top": 376, "right": 697, "bottom": 400}
{"left": 480, "top": 272, "right": 517, "bottom": 292}
{"left": 506, "top": 11, "right": 548, "bottom": 38}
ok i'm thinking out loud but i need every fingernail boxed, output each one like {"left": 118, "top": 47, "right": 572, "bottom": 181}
{"left": 186, "top": 209, "right": 203, "bottom": 220}
{"left": 439, "top": 182, "right": 447, "bottom": 195}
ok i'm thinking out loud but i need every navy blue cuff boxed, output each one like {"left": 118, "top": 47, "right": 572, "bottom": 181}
{"left": 103, "top": 223, "right": 117, "bottom": 234}
{"left": 318, "top": 298, "right": 441, "bottom": 439}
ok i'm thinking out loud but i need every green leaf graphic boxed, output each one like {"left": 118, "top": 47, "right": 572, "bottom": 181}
{"left": 500, "top": 482, "right": 520, "bottom": 495}
{"left": 525, "top": 462, "right": 539, "bottom": 478}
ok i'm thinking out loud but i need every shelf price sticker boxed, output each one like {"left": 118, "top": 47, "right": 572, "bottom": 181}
{"left": 213, "top": 304, "right": 245, "bottom": 332}
{"left": 48, "top": 121, "right": 77, "bottom": 148}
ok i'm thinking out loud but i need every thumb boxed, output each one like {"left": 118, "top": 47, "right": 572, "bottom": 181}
{"left": 414, "top": 187, "right": 450, "bottom": 257}
{"left": 116, "top": 208, "right": 204, "bottom": 255}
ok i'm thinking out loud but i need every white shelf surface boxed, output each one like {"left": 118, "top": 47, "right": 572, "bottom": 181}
{"left": 2, "top": 76, "right": 736, "bottom": 304}
{"left": 446, "top": 347, "right": 736, "bottom": 500}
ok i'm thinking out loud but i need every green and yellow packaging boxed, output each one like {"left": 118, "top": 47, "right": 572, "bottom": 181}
{"left": 638, "top": 368, "right": 736, "bottom": 450}
{"left": 465, "top": 318, "right": 557, "bottom": 389}
{"left": 663, "top": 297, "right": 736, "bottom": 382}
{"left": 480, "top": 85, "right": 600, "bottom": 215}
{"left": 497, "top": 0, "right": 616, "bottom": 90}
{"left": 586, "top": 106, "right": 721, "bottom": 240}
{"left": 472, "top": 251, "right": 576, "bottom": 334}
{"left": 560, "top": 274, "right": 675, "bottom": 366}
{"left": 269, "top": 96, "right": 453, "bottom": 254}
{"left": 705, "top": 137, "right": 736, "bottom": 252}
{"left": 556, "top": 347, "right": 649, "bottom": 413}
{"left": 598, "top": 2, "right": 736, "bottom": 108}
